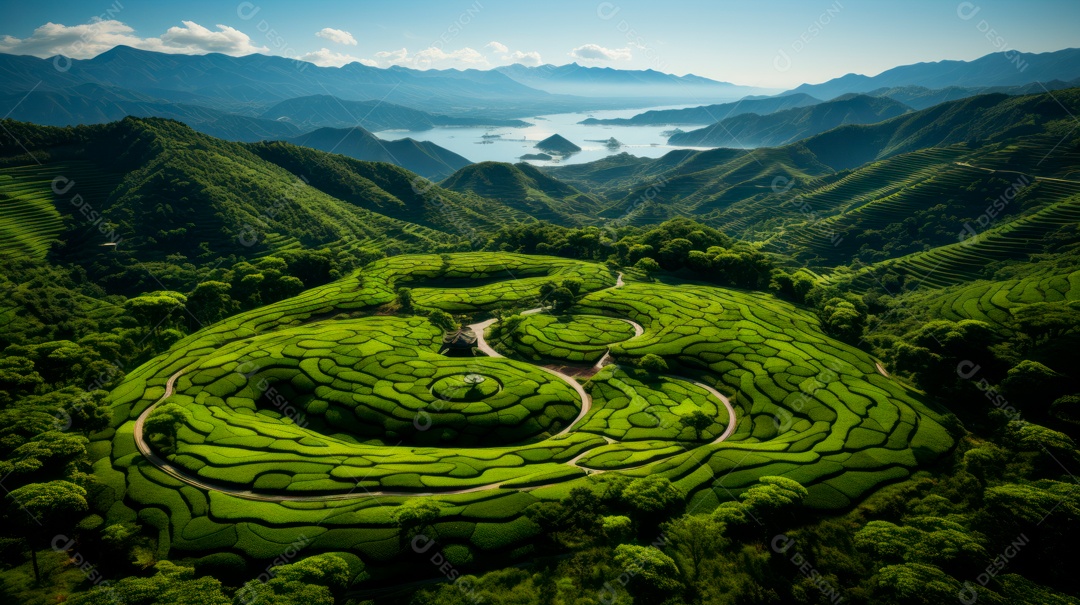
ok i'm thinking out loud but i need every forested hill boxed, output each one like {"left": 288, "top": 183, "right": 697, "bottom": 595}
{"left": 440, "top": 161, "right": 604, "bottom": 224}
{"left": 282, "top": 126, "right": 472, "bottom": 181}
{"left": 0, "top": 117, "right": 565, "bottom": 290}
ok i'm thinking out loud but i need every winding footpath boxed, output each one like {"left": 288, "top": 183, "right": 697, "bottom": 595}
{"left": 132, "top": 271, "right": 738, "bottom": 500}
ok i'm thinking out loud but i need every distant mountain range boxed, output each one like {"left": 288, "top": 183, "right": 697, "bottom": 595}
{"left": 0, "top": 45, "right": 581, "bottom": 118}
{"left": 784, "top": 48, "right": 1080, "bottom": 100}
{"left": 2, "top": 45, "right": 1079, "bottom": 180}
{"left": 495, "top": 63, "right": 773, "bottom": 101}
{"left": 668, "top": 94, "right": 912, "bottom": 148}
{"left": 865, "top": 79, "right": 1080, "bottom": 110}
{"left": 578, "top": 93, "right": 821, "bottom": 126}
{"left": 0, "top": 83, "right": 478, "bottom": 178}
{"left": 261, "top": 95, "right": 531, "bottom": 133}
{"left": 0, "top": 83, "right": 301, "bottom": 142}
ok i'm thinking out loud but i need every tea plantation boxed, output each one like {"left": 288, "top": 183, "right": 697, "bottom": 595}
{"left": 92, "top": 253, "right": 953, "bottom": 569}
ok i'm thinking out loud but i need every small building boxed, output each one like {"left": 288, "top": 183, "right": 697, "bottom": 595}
{"left": 441, "top": 327, "right": 477, "bottom": 356}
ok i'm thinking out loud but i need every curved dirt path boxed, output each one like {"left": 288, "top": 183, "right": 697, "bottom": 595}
{"left": 131, "top": 270, "right": 736, "bottom": 500}
{"left": 565, "top": 372, "right": 737, "bottom": 472}
{"left": 466, "top": 271, "right": 634, "bottom": 435}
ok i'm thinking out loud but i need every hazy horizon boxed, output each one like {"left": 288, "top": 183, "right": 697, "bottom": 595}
{"left": 2, "top": 0, "right": 1078, "bottom": 88}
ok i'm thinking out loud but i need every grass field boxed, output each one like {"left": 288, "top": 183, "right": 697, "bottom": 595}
{"left": 95, "top": 252, "right": 953, "bottom": 568}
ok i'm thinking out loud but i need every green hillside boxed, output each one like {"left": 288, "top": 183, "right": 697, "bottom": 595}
{"left": 440, "top": 161, "right": 604, "bottom": 224}
{"left": 0, "top": 117, "right": 578, "bottom": 275}
{"left": 668, "top": 94, "right": 912, "bottom": 148}
{"left": 282, "top": 126, "right": 471, "bottom": 181}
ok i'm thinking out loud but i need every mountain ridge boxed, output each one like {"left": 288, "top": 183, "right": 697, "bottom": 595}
{"left": 668, "top": 94, "right": 912, "bottom": 148}
{"left": 785, "top": 47, "right": 1080, "bottom": 100}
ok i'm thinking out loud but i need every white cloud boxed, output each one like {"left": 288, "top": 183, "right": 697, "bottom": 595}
{"left": 374, "top": 47, "right": 409, "bottom": 63}
{"left": 297, "top": 47, "right": 374, "bottom": 67}
{"left": 372, "top": 46, "right": 489, "bottom": 69}
{"left": 0, "top": 20, "right": 268, "bottom": 59}
{"left": 159, "top": 21, "right": 269, "bottom": 55}
{"left": 505, "top": 50, "right": 543, "bottom": 66}
{"left": 315, "top": 27, "right": 356, "bottom": 46}
{"left": 569, "top": 43, "right": 632, "bottom": 62}
{"left": 482, "top": 41, "right": 542, "bottom": 67}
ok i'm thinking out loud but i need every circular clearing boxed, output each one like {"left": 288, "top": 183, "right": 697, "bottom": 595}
{"left": 431, "top": 373, "right": 502, "bottom": 402}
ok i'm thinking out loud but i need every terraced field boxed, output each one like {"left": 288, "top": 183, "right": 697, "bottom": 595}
{"left": 848, "top": 187, "right": 1080, "bottom": 289}
{"left": 498, "top": 314, "right": 640, "bottom": 364}
{"left": 898, "top": 268, "right": 1080, "bottom": 326}
{"left": 93, "top": 253, "right": 953, "bottom": 567}
{"left": 698, "top": 147, "right": 969, "bottom": 238}
{"left": 0, "top": 161, "right": 119, "bottom": 258}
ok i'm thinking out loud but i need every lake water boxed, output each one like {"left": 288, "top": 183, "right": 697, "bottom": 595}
{"left": 373, "top": 104, "right": 714, "bottom": 167}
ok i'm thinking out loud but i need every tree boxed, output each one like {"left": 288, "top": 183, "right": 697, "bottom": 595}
{"left": 874, "top": 563, "right": 969, "bottom": 605}
{"left": 145, "top": 403, "right": 187, "bottom": 451}
{"left": 0, "top": 355, "right": 43, "bottom": 398}
{"left": 397, "top": 287, "right": 414, "bottom": 311}
{"left": 280, "top": 248, "right": 336, "bottom": 287}
{"left": 124, "top": 291, "right": 188, "bottom": 333}
{"left": 237, "top": 554, "right": 351, "bottom": 605}
{"left": 657, "top": 237, "right": 694, "bottom": 269}
{"left": 525, "top": 487, "right": 604, "bottom": 547}
{"left": 679, "top": 409, "right": 714, "bottom": 440}
{"left": 635, "top": 256, "right": 661, "bottom": 275}
{"left": 601, "top": 515, "right": 633, "bottom": 544}
{"left": 561, "top": 278, "right": 583, "bottom": 297}
{"left": 392, "top": 500, "right": 442, "bottom": 542}
{"left": 1010, "top": 301, "right": 1080, "bottom": 345}
{"left": 822, "top": 297, "right": 865, "bottom": 342}
{"left": 539, "top": 281, "right": 558, "bottom": 301}
{"left": 0, "top": 387, "right": 108, "bottom": 454}
{"left": 740, "top": 476, "right": 808, "bottom": 517}
{"left": 612, "top": 544, "right": 683, "bottom": 600}
{"left": 5, "top": 480, "right": 87, "bottom": 583}
{"left": 711, "top": 476, "right": 808, "bottom": 537}
{"left": 428, "top": 309, "right": 458, "bottom": 332}
{"left": 854, "top": 517, "right": 987, "bottom": 570}
{"left": 1001, "top": 360, "right": 1067, "bottom": 414}
{"left": 186, "top": 281, "right": 234, "bottom": 327}
{"left": 1050, "top": 394, "right": 1080, "bottom": 426}
{"left": 638, "top": 354, "right": 668, "bottom": 373}
{"left": 233, "top": 271, "right": 265, "bottom": 307}
{"left": 68, "top": 560, "right": 229, "bottom": 605}
{"left": 549, "top": 287, "right": 576, "bottom": 313}
{"left": 621, "top": 475, "right": 685, "bottom": 516}
{"left": 0, "top": 430, "right": 89, "bottom": 486}
{"left": 661, "top": 514, "right": 727, "bottom": 585}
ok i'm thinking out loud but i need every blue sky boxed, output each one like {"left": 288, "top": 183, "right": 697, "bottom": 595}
{"left": 1, "top": 0, "right": 1077, "bottom": 88}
